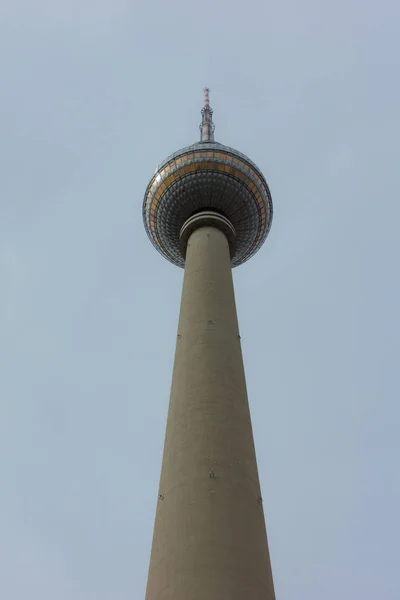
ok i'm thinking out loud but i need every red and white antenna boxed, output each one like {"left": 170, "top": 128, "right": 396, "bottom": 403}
{"left": 200, "top": 87, "right": 215, "bottom": 142}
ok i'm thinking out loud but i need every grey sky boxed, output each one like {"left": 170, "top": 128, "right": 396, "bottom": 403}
{"left": 1, "top": 0, "right": 399, "bottom": 598}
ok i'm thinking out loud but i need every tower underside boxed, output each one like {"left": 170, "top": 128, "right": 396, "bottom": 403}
{"left": 145, "top": 222, "right": 275, "bottom": 599}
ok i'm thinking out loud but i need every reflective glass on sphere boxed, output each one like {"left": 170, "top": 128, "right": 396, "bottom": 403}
{"left": 143, "top": 141, "right": 273, "bottom": 267}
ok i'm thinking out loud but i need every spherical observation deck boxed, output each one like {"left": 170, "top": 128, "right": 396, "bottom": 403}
{"left": 142, "top": 95, "right": 273, "bottom": 268}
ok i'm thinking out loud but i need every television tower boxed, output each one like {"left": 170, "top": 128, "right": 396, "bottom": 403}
{"left": 142, "top": 89, "right": 275, "bottom": 599}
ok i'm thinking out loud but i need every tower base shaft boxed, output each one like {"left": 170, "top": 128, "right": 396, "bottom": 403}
{"left": 145, "top": 225, "right": 275, "bottom": 599}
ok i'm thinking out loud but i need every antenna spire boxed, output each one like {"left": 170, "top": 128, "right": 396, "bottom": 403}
{"left": 199, "top": 87, "right": 215, "bottom": 142}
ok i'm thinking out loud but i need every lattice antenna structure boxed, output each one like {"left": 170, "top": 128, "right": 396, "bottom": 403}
{"left": 199, "top": 87, "right": 215, "bottom": 142}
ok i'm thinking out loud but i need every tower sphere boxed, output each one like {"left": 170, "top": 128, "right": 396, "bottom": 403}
{"left": 142, "top": 90, "right": 273, "bottom": 267}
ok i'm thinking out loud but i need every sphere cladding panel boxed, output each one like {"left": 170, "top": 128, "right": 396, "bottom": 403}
{"left": 143, "top": 142, "right": 273, "bottom": 267}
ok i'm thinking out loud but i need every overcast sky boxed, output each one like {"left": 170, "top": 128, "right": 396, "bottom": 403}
{"left": 1, "top": 1, "right": 399, "bottom": 598}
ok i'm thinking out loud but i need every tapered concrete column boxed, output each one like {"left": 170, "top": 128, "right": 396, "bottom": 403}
{"left": 145, "top": 216, "right": 275, "bottom": 600}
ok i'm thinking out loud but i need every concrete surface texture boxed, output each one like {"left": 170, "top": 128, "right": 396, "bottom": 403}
{"left": 145, "top": 224, "right": 275, "bottom": 600}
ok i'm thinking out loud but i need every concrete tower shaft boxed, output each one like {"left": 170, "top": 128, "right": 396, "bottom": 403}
{"left": 145, "top": 215, "right": 275, "bottom": 599}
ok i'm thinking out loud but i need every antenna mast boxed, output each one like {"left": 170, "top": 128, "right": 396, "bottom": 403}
{"left": 199, "top": 87, "right": 215, "bottom": 142}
